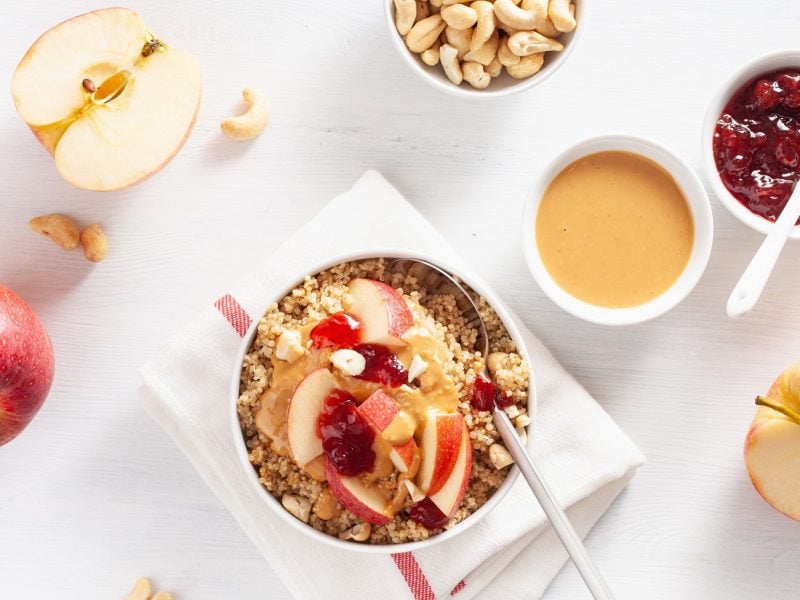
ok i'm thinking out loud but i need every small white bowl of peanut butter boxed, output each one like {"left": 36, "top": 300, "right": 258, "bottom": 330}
{"left": 521, "top": 135, "right": 714, "bottom": 326}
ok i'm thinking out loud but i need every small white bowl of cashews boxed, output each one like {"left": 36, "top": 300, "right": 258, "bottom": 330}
{"left": 385, "top": 0, "right": 581, "bottom": 98}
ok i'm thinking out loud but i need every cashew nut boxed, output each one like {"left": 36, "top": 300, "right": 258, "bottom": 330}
{"left": 276, "top": 330, "right": 305, "bottom": 362}
{"left": 442, "top": 0, "right": 472, "bottom": 4}
{"left": 469, "top": 1, "right": 495, "bottom": 52}
{"left": 220, "top": 87, "right": 270, "bottom": 140}
{"left": 493, "top": 0, "right": 547, "bottom": 31}
{"left": 282, "top": 494, "right": 312, "bottom": 523}
{"left": 439, "top": 43, "right": 463, "bottom": 85}
{"left": 430, "top": 0, "right": 443, "bottom": 6}
{"left": 463, "top": 29, "right": 498, "bottom": 66}
{"left": 421, "top": 40, "right": 441, "bottom": 65}
{"left": 125, "top": 578, "right": 151, "bottom": 600}
{"left": 416, "top": 0, "right": 430, "bottom": 22}
{"left": 487, "top": 352, "right": 509, "bottom": 374}
{"left": 489, "top": 443, "right": 515, "bottom": 469}
{"left": 535, "top": 16, "right": 561, "bottom": 38}
{"left": 331, "top": 348, "right": 366, "bottom": 376}
{"left": 339, "top": 522, "right": 371, "bottom": 542}
{"left": 80, "top": 223, "right": 108, "bottom": 263}
{"left": 497, "top": 35, "right": 520, "bottom": 66}
{"left": 487, "top": 57, "right": 502, "bottom": 77}
{"left": 441, "top": 4, "right": 477, "bottom": 29}
{"left": 29, "top": 214, "right": 80, "bottom": 251}
{"left": 462, "top": 61, "right": 491, "bottom": 89}
{"left": 506, "top": 52, "right": 544, "bottom": 78}
{"left": 394, "top": 0, "right": 417, "bottom": 35}
{"left": 406, "top": 14, "right": 446, "bottom": 53}
{"left": 548, "top": 0, "right": 577, "bottom": 32}
{"left": 516, "top": 425, "right": 528, "bottom": 445}
{"left": 508, "top": 30, "right": 563, "bottom": 56}
{"left": 516, "top": 413, "right": 532, "bottom": 428}
{"left": 445, "top": 26, "right": 472, "bottom": 59}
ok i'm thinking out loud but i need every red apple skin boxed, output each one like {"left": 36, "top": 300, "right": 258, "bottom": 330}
{"left": 371, "top": 280, "right": 413, "bottom": 338}
{"left": 0, "top": 285, "right": 54, "bottom": 446}
{"left": 347, "top": 278, "right": 413, "bottom": 345}
{"left": 323, "top": 459, "right": 392, "bottom": 525}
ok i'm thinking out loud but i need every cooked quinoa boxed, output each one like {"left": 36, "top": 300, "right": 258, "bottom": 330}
{"left": 237, "top": 258, "right": 530, "bottom": 544}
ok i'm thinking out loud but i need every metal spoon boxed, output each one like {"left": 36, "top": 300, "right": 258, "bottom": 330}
{"left": 388, "top": 258, "right": 615, "bottom": 600}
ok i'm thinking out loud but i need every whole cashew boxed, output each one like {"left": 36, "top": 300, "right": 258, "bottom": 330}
{"left": 421, "top": 40, "right": 441, "bottom": 65}
{"left": 489, "top": 443, "right": 515, "bottom": 469}
{"left": 508, "top": 30, "right": 563, "bottom": 56}
{"left": 506, "top": 52, "right": 544, "bottom": 78}
{"left": 497, "top": 35, "right": 520, "bottom": 66}
{"left": 406, "top": 14, "right": 446, "bottom": 52}
{"left": 220, "top": 88, "right": 270, "bottom": 140}
{"left": 445, "top": 26, "right": 473, "bottom": 59}
{"left": 548, "top": 0, "right": 577, "bottom": 32}
{"left": 469, "top": 1, "right": 496, "bottom": 52}
{"left": 462, "top": 61, "right": 491, "bottom": 89}
{"left": 394, "top": 0, "right": 417, "bottom": 35}
{"left": 487, "top": 56, "right": 502, "bottom": 77}
{"left": 493, "top": 0, "right": 546, "bottom": 31}
{"left": 439, "top": 43, "right": 463, "bottom": 85}
{"left": 441, "top": 4, "right": 477, "bottom": 29}
{"left": 463, "top": 30, "right": 498, "bottom": 66}
{"left": 80, "top": 224, "right": 108, "bottom": 263}
{"left": 487, "top": 351, "right": 509, "bottom": 374}
{"left": 281, "top": 494, "right": 312, "bottom": 523}
{"left": 535, "top": 17, "right": 561, "bottom": 38}
{"left": 29, "top": 214, "right": 80, "bottom": 251}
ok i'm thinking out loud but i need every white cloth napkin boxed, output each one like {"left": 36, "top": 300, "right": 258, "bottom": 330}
{"left": 140, "top": 170, "right": 645, "bottom": 600}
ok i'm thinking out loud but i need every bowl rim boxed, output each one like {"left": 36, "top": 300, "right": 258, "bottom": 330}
{"left": 383, "top": 0, "right": 584, "bottom": 99}
{"left": 520, "top": 134, "right": 714, "bottom": 326}
{"left": 229, "top": 247, "right": 537, "bottom": 554}
{"left": 701, "top": 48, "right": 800, "bottom": 239}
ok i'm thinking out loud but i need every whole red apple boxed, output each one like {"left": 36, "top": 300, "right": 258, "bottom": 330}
{"left": 0, "top": 284, "right": 54, "bottom": 446}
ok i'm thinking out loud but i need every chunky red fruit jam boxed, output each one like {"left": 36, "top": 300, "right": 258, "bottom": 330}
{"left": 408, "top": 497, "right": 449, "bottom": 530}
{"left": 310, "top": 312, "right": 361, "bottom": 350}
{"left": 353, "top": 344, "right": 408, "bottom": 387}
{"left": 317, "top": 389, "right": 375, "bottom": 476}
{"left": 713, "top": 69, "right": 800, "bottom": 224}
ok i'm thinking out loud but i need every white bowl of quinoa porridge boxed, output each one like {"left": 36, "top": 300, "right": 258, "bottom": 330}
{"left": 230, "top": 250, "right": 535, "bottom": 552}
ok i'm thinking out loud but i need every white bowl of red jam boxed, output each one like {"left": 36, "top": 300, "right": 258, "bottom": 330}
{"left": 522, "top": 135, "right": 714, "bottom": 326}
{"left": 703, "top": 50, "right": 800, "bottom": 238}
{"left": 229, "top": 250, "right": 536, "bottom": 553}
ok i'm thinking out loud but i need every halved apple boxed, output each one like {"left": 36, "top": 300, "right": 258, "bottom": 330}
{"left": 11, "top": 7, "right": 202, "bottom": 191}
{"left": 287, "top": 368, "right": 336, "bottom": 468}
{"left": 429, "top": 426, "right": 472, "bottom": 518}
{"left": 416, "top": 412, "right": 466, "bottom": 496}
{"left": 346, "top": 278, "right": 413, "bottom": 346}
{"left": 324, "top": 459, "right": 392, "bottom": 525}
{"left": 358, "top": 390, "right": 418, "bottom": 473}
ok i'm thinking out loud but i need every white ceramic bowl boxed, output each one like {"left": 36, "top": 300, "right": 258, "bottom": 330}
{"left": 384, "top": 1, "right": 583, "bottom": 98}
{"left": 521, "top": 135, "right": 714, "bottom": 326}
{"left": 702, "top": 49, "right": 800, "bottom": 239}
{"left": 229, "top": 248, "right": 536, "bottom": 553}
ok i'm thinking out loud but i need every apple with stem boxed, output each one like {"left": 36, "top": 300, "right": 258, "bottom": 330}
{"left": 11, "top": 7, "right": 202, "bottom": 191}
{"left": 745, "top": 361, "right": 800, "bottom": 521}
{"left": 0, "top": 285, "right": 54, "bottom": 446}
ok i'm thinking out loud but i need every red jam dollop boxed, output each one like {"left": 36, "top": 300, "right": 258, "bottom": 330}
{"left": 317, "top": 389, "right": 375, "bottom": 476}
{"left": 713, "top": 69, "right": 800, "bottom": 224}
{"left": 408, "top": 497, "right": 449, "bottom": 530}
{"left": 353, "top": 344, "right": 408, "bottom": 387}
{"left": 470, "top": 372, "right": 512, "bottom": 411}
{"left": 310, "top": 312, "right": 361, "bottom": 350}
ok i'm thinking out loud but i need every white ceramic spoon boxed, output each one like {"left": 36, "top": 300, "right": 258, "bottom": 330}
{"left": 727, "top": 187, "right": 800, "bottom": 318}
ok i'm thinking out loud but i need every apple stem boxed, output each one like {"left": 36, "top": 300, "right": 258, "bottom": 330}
{"left": 755, "top": 395, "right": 800, "bottom": 426}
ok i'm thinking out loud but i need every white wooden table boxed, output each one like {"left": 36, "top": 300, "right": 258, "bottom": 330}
{"left": 2, "top": 1, "right": 800, "bottom": 598}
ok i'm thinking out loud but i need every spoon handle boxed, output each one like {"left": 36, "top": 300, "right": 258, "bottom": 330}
{"left": 493, "top": 408, "right": 615, "bottom": 600}
{"left": 727, "top": 187, "right": 800, "bottom": 318}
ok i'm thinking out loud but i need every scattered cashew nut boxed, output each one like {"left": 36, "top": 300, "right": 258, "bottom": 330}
{"left": 394, "top": 0, "right": 417, "bottom": 35}
{"left": 506, "top": 52, "right": 544, "bottom": 78}
{"left": 462, "top": 61, "right": 491, "bottom": 89}
{"left": 220, "top": 88, "right": 269, "bottom": 140}
{"left": 497, "top": 35, "right": 520, "bottom": 66}
{"left": 463, "top": 29, "right": 498, "bottom": 66}
{"left": 421, "top": 40, "right": 441, "bottom": 65}
{"left": 469, "top": 1, "right": 496, "bottom": 52}
{"left": 445, "top": 26, "right": 473, "bottom": 59}
{"left": 124, "top": 578, "right": 173, "bottom": 600}
{"left": 29, "top": 214, "right": 80, "bottom": 251}
{"left": 80, "top": 223, "right": 108, "bottom": 263}
{"left": 487, "top": 352, "right": 509, "bottom": 374}
{"left": 548, "top": 0, "right": 577, "bottom": 32}
{"left": 493, "top": 0, "right": 546, "bottom": 31}
{"left": 282, "top": 494, "right": 312, "bottom": 523}
{"left": 441, "top": 4, "right": 478, "bottom": 30}
{"left": 489, "top": 443, "right": 515, "bottom": 469}
{"left": 339, "top": 522, "right": 371, "bottom": 542}
{"left": 406, "top": 14, "right": 446, "bottom": 53}
{"left": 439, "top": 43, "right": 463, "bottom": 85}
{"left": 487, "top": 56, "right": 502, "bottom": 77}
{"left": 508, "top": 30, "right": 563, "bottom": 56}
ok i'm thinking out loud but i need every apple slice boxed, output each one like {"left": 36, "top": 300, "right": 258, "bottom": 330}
{"left": 11, "top": 8, "right": 201, "bottom": 191}
{"left": 346, "top": 278, "right": 413, "bottom": 346}
{"left": 416, "top": 412, "right": 465, "bottom": 496}
{"left": 286, "top": 368, "right": 336, "bottom": 468}
{"left": 358, "top": 390, "right": 418, "bottom": 472}
{"left": 429, "top": 426, "right": 472, "bottom": 518}
{"left": 324, "top": 459, "right": 392, "bottom": 525}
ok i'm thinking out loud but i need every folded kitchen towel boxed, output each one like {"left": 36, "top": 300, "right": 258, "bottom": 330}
{"left": 140, "top": 170, "right": 645, "bottom": 600}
